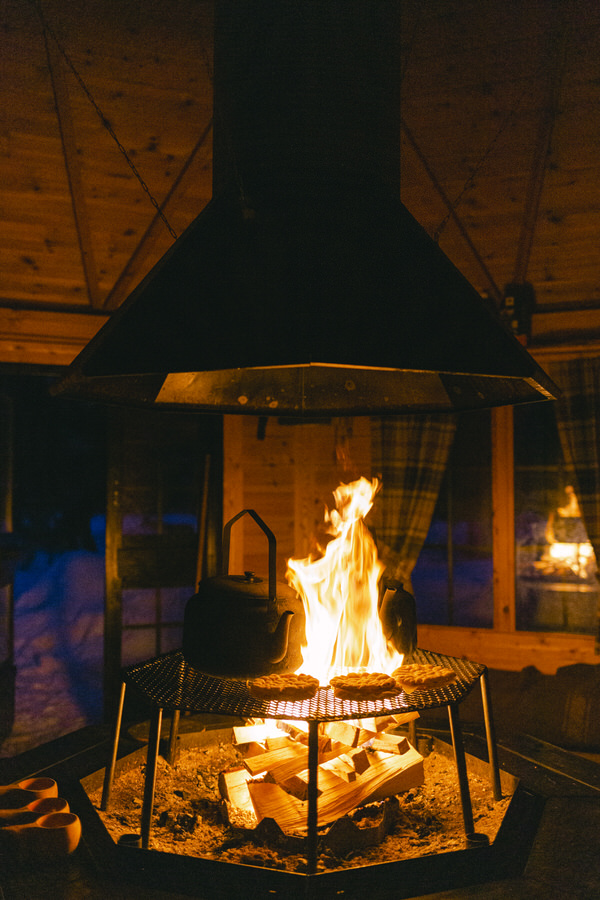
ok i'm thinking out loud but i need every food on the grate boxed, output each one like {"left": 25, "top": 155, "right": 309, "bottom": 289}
{"left": 393, "top": 663, "right": 457, "bottom": 693}
{"left": 247, "top": 672, "right": 320, "bottom": 701}
{"left": 329, "top": 672, "right": 400, "bottom": 700}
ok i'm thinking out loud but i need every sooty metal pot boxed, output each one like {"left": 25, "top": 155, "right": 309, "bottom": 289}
{"left": 183, "top": 509, "right": 305, "bottom": 677}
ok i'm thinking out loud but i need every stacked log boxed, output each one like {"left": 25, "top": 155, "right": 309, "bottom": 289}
{"left": 219, "top": 713, "right": 424, "bottom": 833}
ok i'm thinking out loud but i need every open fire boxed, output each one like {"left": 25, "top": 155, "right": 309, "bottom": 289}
{"left": 286, "top": 477, "right": 404, "bottom": 683}
{"left": 219, "top": 477, "right": 423, "bottom": 834}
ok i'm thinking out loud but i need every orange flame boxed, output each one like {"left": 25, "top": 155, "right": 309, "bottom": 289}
{"left": 286, "top": 477, "right": 403, "bottom": 684}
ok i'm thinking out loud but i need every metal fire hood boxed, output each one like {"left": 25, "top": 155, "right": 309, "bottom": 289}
{"left": 55, "top": 1, "right": 558, "bottom": 416}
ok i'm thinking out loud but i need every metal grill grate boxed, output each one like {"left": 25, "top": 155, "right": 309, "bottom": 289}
{"left": 124, "top": 648, "right": 485, "bottom": 722}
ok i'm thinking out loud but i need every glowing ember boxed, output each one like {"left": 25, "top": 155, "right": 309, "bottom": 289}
{"left": 286, "top": 477, "right": 403, "bottom": 684}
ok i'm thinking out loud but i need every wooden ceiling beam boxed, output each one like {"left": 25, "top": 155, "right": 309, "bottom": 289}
{"left": 44, "top": 31, "right": 102, "bottom": 310}
{"left": 400, "top": 118, "right": 503, "bottom": 304}
{"left": 101, "top": 118, "right": 213, "bottom": 312}
{"left": 512, "top": 26, "right": 570, "bottom": 284}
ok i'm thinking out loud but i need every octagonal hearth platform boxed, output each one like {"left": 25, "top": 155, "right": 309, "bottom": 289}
{"left": 2, "top": 718, "right": 600, "bottom": 899}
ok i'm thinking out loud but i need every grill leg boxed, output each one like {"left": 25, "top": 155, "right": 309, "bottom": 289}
{"left": 141, "top": 707, "right": 163, "bottom": 850}
{"left": 101, "top": 680, "right": 126, "bottom": 811}
{"left": 480, "top": 670, "right": 502, "bottom": 800}
{"left": 447, "top": 703, "right": 474, "bottom": 835}
{"left": 306, "top": 719, "right": 319, "bottom": 874}
{"left": 167, "top": 709, "right": 181, "bottom": 766}
{"left": 408, "top": 717, "right": 417, "bottom": 749}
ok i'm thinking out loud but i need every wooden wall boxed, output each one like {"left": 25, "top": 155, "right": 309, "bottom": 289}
{"left": 223, "top": 416, "right": 372, "bottom": 581}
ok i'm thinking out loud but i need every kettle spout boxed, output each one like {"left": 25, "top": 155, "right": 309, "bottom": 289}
{"left": 268, "top": 610, "right": 295, "bottom": 663}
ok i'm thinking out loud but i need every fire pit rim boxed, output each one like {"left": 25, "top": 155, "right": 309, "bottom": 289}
{"left": 73, "top": 730, "right": 539, "bottom": 900}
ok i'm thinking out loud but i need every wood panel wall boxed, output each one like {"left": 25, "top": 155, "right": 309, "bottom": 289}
{"left": 223, "top": 415, "right": 372, "bottom": 582}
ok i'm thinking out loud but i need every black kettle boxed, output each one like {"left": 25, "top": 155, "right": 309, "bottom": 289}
{"left": 183, "top": 509, "right": 304, "bottom": 677}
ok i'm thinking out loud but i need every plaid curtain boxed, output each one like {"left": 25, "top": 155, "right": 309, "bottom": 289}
{"left": 370, "top": 415, "right": 456, "bottom": 588}
{"left": 546, "top": 356, "right": 600, "bottom": 653}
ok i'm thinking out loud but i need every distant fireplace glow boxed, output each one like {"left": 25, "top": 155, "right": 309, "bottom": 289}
{"left": 542, "top": 483, "right": 597, "bottom": 579}
{"left": 286, "top": 477, "right": 403, "bottom": 684}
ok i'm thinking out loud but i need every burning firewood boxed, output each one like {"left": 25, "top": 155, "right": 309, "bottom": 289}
{"left": 339, "top": 747, "right": 371, "bottom": 775}
{"left": 243, "top": 739, "right": 352, "bottom": 784}
{"left": 362, "top": 713, "right": 418, "bottom": 731}
{"left": 246, "top": 781, "right": 305, "bottom": 830}
{"left": 273, "top": 773, "right": 312, "bottom": 802}
{"left": 242, "top": 742, "right": 307, "bottom": 779}
{"left": 370, "top": 733, "right": 409, "bottom": 755}
{"left": 233, "top": 723, "right": 285, "bottom": 745}
{"left": 225, "top": 714, "right": 425, "bottom": 834}
{"left": 322, "top": 721, "right": 375, "bottom": 748}
{"left": 264, "top": 736, "right": 293, "bottom": 751}
{"left": 276, "top": 721, "right": 308, "bottom": 743}
{"left": 218, "top": 768, "right": 254, "bottom": 815}
{"left": 247, "top": 744, "right": 424, "bottom": 831}
{"left": 319, "top": 755, "right": 358, "bottom": 783}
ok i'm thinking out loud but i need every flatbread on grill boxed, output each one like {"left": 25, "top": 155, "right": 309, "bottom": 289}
{"left": 247, "top": 672, "right": 320, "bottom": 701}
{"left": 329, "top": 672, "right": 400, "bottom": 700}
{"left": 393, "top": 663, "right": 457, "bottom": 693}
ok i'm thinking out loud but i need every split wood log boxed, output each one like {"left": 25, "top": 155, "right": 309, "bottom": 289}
{"left": 247, "top": 781, "right": 305, "bottom": 830}
{"left": 298, "top": 765, "right": 347, "bottom": 794}
{"left": 318, "top": 734, "right": 333, "bottom": 753}
{"left": 275, "top": 773, "right": 313, "bottom": 802}
{"left": 370, "top": 734, "right": 409, "bottom": 755}
{"left": 262, "top": 766, "right": 347, "bottom": 803}
{"left": 248, "top": 744, "right": 424, "bottom": 832}
{"left": 233, "top": 723, "right": 282, "bottom": 745}
{"left": 319, "top": 755, "right": 357, "bottom": 783}
{"left": 243, "top": 742, "right": 267, "bottom": 758}
{"left": 244, "top": 740, "right": 352, "bottom": 784}
{"left": 278, "top": 723, "right": 332, "bottom": 754}
{"left": 340, "top": 747, "right": 371, "bottom": 775}
{"left": 218, "top": 768, "right": 255, "bottom": 815}
{"left": 322, "top": 714, "right": 419, "bottom": 750}
{"left": 391, "top": 711, "right": 420, "bottom": 726}
{"left": 243, "top": 742, "right": 307, "bottom": 778}
{"left": 322, "top": 721, "right": 377, "bottom": 748}
{"left": 320, "top": 745, "right": 424, "bottom": 819}
{"left": 268, "top": 760, "right": 354, "bottom": 798}
{"left": 277, "top": 721, "right": 308, "bottom": 743}
{"left": 267, "top": 742, "right": 352, "bottom": 784}
{"left": 265, "top": 736, "right": 293, "bottom": 751}
{"left": 357, "top": 716, "right": 396, "bottom": 733}
{"left": 234, "top": 722, "right": 331, "bottom": 752}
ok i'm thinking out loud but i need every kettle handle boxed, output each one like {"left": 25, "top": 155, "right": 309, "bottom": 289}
{"left": 221, "top": 510, "right": 277, "bottom": 602}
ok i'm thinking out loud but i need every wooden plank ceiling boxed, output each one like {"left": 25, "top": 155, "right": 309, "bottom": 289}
{"left": 1, "top": 0, "right": 600, "bottom": 367}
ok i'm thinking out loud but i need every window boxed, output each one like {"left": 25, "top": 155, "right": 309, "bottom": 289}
{"left": 514, "top": 402, "right": 598, "bottom": 634}
{"left": 412, "top": 410, "right": 493, "bottom": 627}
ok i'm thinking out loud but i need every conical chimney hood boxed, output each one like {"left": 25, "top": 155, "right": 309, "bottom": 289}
{"left": 56, "top": 0, "right": 558, "bottom": 415}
